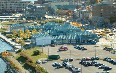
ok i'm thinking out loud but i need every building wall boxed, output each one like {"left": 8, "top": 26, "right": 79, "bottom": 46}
{"left": 0, "top": 0, "right": 31, "bottom": 14}
{"left": 25, "top": 4, "right": 46, "bottom": 19}
{"left": 49, "top": 2, "right": 69, "bottom": 11}
{"left": 34, "top": 0, "right": 45, "bottom": 4}
{"left": 92, "top": 4, "right": 116, "bottom": 18}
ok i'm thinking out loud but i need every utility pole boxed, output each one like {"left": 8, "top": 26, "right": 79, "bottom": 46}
{"left": 81, "top": 64, "right": 82, "bottom": 73}
{"left": 70, "top": 50, "right": 71, "bottom": 58}
{"left": 42, "top": 44, "right": 43, "bottom": 53}
{"left": 48, "top": 47, "right": 49, "bottom": 56}
{"left": 94, "top": 45, "right": 99, "bottom": 58}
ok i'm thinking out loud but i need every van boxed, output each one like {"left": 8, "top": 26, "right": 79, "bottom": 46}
{"left": 48, "top": 55, "right": 60, "bottom": 60}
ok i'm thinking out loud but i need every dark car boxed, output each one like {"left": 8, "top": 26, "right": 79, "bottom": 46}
{"left": 62, "top": 62, "right": 68, "bottom": 67}
{"left": 64, "top": 58, "right": 73, "bottom": 62}
{"left": 91, "top": 61, "right": 97, "bottom": 66}
{"left": 103, "top": 47, "right": 113, "bottom": 52}
{"left": 56, "top": 63, "right": 63, "bottom": 68}
{"left": 95, "top": 63, "right": 103, "bottom": 67}
{"left": 51, "top": 44, "right": 55, "bottom": 47}
{"left": 74, "top": 45, "right": 81, "bottom": 49}
{"left": 83, "top": 62, "right": 92, "bottom": 67}
{"left": 98, "top": 65, "right": 107, "bottom": 69}
{"left": 79, "top": 60, "right": 85, "bottom": 64}
{"left": 52, "top": 62, "right": 63, "bottom": 68}
{"left": 103, "top": 57, "right": 111, "bottom": 61}
{"left": 91, "top": 56, "right": 99, "bottom": 60}
{"left": 112, "top": 60, "right": 116, "bottom": 65}
{"left": 104, "top": 67, "right": 112, "bottom": 71}
{"left": 81, "top": 47, "right": 87, "bottom": 50}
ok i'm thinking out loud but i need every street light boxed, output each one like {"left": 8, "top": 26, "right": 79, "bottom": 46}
{"left": 48, "top": 46, "right": 49, "bottom": 56}
{"left": 94, "top": 45, "right": 99, "bottom": 58}
{"left": 81, "top": 64, "right": 82, "bottom": 73}
{"left": 70, "top": 50, "right": 71, "bottom": 58}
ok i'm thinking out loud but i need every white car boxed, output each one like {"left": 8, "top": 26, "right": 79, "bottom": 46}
{"left": 37, "top": 60, "right": 42, "bottom": 64}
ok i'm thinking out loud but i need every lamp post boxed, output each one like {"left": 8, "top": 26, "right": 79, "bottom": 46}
{"left": 48, "top": 46, "right": 49, "bottom": 56}
{"left": 70, "top": 50, "right": 71, "bottom": 58}
{"left": 42, "top": 43, "right": 44, "bottom": 53}
{"left": 94, "top": 45, "right": 99, "bottom": 58}
{"left": 81, "top": 64, "right": 82, "bottom": 73}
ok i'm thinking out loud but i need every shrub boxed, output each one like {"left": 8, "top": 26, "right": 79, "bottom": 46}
{"left": 33, "top": 50, "right": 40, "bottom": 56}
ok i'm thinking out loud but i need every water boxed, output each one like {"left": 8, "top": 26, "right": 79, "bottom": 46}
{"left": 0, "top": 38, "right": 13, "bottom": 73}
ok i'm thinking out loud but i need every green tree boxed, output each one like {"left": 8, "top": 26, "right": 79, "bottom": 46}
{"left": 32, "top": 29, "right": 37, "bottom": 34}
{"left": 33, "top": 50, "right": 40, "bottom": 55}
{"left": 20, "top": 40, "right": 25, "bottom": 49}
{"left": 12, "top": 30, "right": 17, "bottom": 37}
{"left": 25, "top": 29, "right": 31, "bottom": 39}
{"left": 18, "top": 29, "right": 24, "bottom": 39}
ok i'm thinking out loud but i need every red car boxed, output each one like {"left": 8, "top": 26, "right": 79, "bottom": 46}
{"left": 58, "top": 46, "right": 68, "bottom": 51}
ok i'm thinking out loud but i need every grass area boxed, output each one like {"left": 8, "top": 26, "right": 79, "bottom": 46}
{"left": 0, "top": 28, "right": 6, "bottom": 32}
{"left": 1, "top": 21, "right": 17, "bottom": 25}
{"left": 20, "top": 47, "right": 47, "bottom": 63}
{"left": 15, "top": 47, "right": 48, "bottom": 63}
{"left": 15, "top": 47, "right": 48, "bottom": 73}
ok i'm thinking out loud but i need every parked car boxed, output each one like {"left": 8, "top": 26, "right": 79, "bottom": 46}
{"left": 63, "top": 58, "right": 74, "bottom": 62}
{"left": 42, "top": 60, "right": 47, "bottom": 64}
{"left": 103, "top": 47, "right": 113, "bottom": 52}
{"left": 104, "top": 67, "right": 112, "bottom": 71}
{"left": 103, "top": 57, "right": 111, "bottom": 61}
{"left": 74, "top": 45, "right": 81, "bottom": 49}
{"left": 36, "top": 60, "right": 42, "bottom": 64}
{"left": 65, "top": 62, "right": 73, "bottom": 69}
{"left": 98, "top": 65, "right": 107, "bottom": 69}
{"left": 74, "top": 45, "right": 87, "bottom": 51}
{"left": 62, "top": 61, "right": 68, "bottom": 67}
{"left": 91, "top": 56, "right": 99, "bottom": 60}
{"left": 48, "top": 55, "right": 60, "bottom": 60}
{"left": 91, "top": 61, "right": 97, "bottom": 66}
{"left": 95, "top": 63, "right": 103, "bottom": 67}
{"left": 112, "top": 60, "right": 116, "bottom": 65}
{"left": 52, "top": 62, "right": 63, "bottom": 68}
{"left": 81, "top": 47, "right": 87, "bottom": 50}
{"left": 58, "top": 46, "right": 68, "bottom": 51}
{"left": 51, "top": 44, "right": 55, "bottom": 47}
{"left": 72, "top": 67, "right": 81, "bottom": 73}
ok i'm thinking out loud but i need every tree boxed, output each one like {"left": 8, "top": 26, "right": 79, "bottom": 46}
{"left": 18, "top": 29, "right": 24, "bottom": 39}
{"left": 32, "top": 29, "right": 37, "bottom": 34}
{"left": 12, "top": 30, "right": 17, "bottom": 37}
{"left": 20, "top": 40, "right": 25, "bottom": 49}
{"left": 33, "top": 50, "right": 40, "bottom": 55}
{"left": 25, "top": 29, "right": 31, "bottom": 39}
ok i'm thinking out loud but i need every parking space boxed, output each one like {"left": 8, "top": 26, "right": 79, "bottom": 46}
{"left": 39, "top": 45, "right": 116, "bottom": 73}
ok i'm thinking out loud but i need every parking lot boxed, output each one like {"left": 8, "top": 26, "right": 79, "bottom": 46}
{"left": 40, "top": 45, "right": 116, "bottom": 73}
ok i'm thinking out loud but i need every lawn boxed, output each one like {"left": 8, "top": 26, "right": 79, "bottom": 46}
{"left": 15, "top": 47, "right": 48, "bottom": 73}
{"left": 19, "top": 47, "right": 47, "bottom": 63}
{"left": 1, "top": 21, "right": 17, "bottom": 25}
